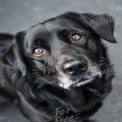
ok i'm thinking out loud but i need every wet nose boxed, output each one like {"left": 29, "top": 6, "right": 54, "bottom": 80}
{"left": 62, "top": 58, "right": 88, "bottom": 76}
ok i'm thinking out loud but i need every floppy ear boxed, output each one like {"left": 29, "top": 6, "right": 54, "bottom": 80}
{"left": 80, "top": 13, "right": 117, "bottom": 43}
{"left": 0, "top": 32, "right": 27, "bottom": 77}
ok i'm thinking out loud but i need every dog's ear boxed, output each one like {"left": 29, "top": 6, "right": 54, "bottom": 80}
{"left": 80, "top": 13, "right": 117, "bottom": 43}
{"left": 63, "top": 12, "right": 116, "bottom": 43}
{"left": 1, "top": 32, "right": 27, "bottom": 77}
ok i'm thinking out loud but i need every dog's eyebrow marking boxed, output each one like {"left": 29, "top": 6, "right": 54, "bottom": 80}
{"left": 31, "top": 23, "right": 42, "bottom": 28}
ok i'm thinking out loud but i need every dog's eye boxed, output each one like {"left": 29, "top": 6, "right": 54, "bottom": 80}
{"left": 33, "top": 48, "right": 44, "bottom": 56}
{"left": 71, "top": 34, "right": 84, "bottom": 42}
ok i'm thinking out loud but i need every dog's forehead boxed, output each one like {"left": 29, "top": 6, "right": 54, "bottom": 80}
{"left": 26, "top": 16, "right": 90, "bottom": 43}
{"left": 45, "top": 17, "right": 75, "bottom": 29}
{"left": 30, "top": 18, "right": 78, "bottom": 32}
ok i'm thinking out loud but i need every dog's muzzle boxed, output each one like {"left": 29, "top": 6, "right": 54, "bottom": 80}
{"left": 56, "top": 55, "right": 102, "bottom": 89}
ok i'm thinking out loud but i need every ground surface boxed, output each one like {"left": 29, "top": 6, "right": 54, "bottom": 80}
{"left": 0, "top": 0, "right": 122, "bottom": 122}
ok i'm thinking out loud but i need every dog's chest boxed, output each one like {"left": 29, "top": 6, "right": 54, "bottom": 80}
{"left": 51, "top": 107, "right": 81, "bottom": 122}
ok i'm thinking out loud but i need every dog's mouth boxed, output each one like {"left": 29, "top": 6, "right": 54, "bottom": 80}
{"left": 58, "top": 64, "right": 102, "bottom": 89}
{"left": 71, "top": 65, "right": 102, "bottom": 87}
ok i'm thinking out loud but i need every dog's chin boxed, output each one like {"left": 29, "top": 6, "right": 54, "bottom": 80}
{"left": 59, "top": 76, "right": 99, "bottom": 89}
{"left": 71, "top": 77, "right": 96, "bottom": 88}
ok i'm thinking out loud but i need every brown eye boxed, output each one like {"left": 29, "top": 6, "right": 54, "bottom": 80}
{"left": 72, "top": 34, "right": 84, "bottom": 41}
{"left": 33, "top": 48, "right": 44, "bottom": 56}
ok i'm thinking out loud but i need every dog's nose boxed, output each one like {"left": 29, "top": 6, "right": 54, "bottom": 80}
{"left": 62, "top": 59, "right": 88, "bottom": 76}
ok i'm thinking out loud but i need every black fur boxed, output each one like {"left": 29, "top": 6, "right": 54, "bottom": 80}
{"left": 0, "top": 12, "right": 116, "bottom": 122}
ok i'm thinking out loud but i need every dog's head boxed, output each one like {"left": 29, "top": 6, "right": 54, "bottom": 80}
{"left": 1, "top": 12, "right": 116, "bottom": 90}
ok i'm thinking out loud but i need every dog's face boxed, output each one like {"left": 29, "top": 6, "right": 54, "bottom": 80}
{"left": 1, "top": 12, "right": 116, "bottom": 90}
{"left": 18, "top": 12, "right": 115, "bottom": 89}
{"left": 24, "top": 17, "right": 102, "bottom": 89}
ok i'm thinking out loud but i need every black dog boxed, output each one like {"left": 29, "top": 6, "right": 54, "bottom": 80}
{"left": 0, "top": 12, "right": 116, "bottom": 122}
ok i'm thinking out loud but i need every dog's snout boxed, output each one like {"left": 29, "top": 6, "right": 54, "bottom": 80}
{"left": 62, "top": 58, "right": 88, "bottom": 76}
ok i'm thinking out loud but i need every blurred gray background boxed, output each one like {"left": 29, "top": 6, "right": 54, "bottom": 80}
{"left": 0, "top": 0, "right": 122, "bottom": 122}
